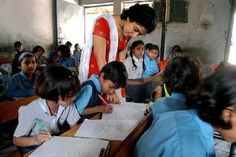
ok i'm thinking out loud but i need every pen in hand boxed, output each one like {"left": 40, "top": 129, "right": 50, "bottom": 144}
{"left": 34, "top": 119, "right": 49, "bottom": 132}
{"left": 98, "top": 94, "right": 109, "bottom": 106}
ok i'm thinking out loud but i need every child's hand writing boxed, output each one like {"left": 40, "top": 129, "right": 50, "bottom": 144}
{"left": 98, "top": 105, "right": 113, "bottom": 113}
{"left": 35, "top": 131, "right": 52, "bottom": 145}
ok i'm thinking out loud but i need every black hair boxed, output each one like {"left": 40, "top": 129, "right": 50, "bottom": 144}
{"left": 100, "top": 61, "right": 128, "bottom": 88}
{"left": 172, "top": 45, "right": 182, "bottom": 53}
{"left": 145, "top": 43, "right": 153, "bottom": 50}
{"left": 130, "top": 40, "right": 145, "bottom": 70}
{"left": 145, "top": 43, "right": 159, "bottom": 57}
{"left": 163, "top": 55, "right": 204, "bottom": 94}
{"left": 14, "top": 41, "right": 22, "bottom": 48}
{"left": 120, "top": 3, "right": 157, "bottom": 33}
{"left": 35, "top": 65, "right": 80, "bottom": 102}
{"left": 191, "top": 67, "right": 236, "bottom": 129}
{"left": 32, "top": 45, "right": 45, "bottom": 54}
{"left": 56, "top": 45, "right": 71, "bottom": 57}
{"left": 65, "top": 41, "right": 72, "bottom": 47}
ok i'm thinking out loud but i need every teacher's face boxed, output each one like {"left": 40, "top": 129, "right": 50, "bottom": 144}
{"left": 123, "top": 18, "right": 147, "bottom": 39}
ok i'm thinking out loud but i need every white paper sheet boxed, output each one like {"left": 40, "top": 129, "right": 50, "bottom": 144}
{"left": 102, "top": 102, "right": 150, "bottom": 121}
{"left": 74, "top": 120, "right": 137, "bottom": 141}
{"left": 29, "top": 136, "right": 109, "bottom": 157}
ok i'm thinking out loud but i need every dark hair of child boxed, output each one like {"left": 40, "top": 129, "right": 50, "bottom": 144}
{"left": 163, "top": 55, "right": 204, "bottom": 94}
{"left": 130, "top": 40, "right": 145, "bottom": 71}
{"left": 191, "top": 67, "right": 236, "bottom": 129}
{"left": 57, "top": 45, "right": 71, "bottom": 57}
{"left": 172, "top": 45, "right": 182, "bottom": 53}
{"left": 120, "top": 3, "right": 157, "bottom": 33}
{"left": 145, "top": 43, "right": 159, "bottom": 57}
{"left": 32, "top": 45, "right": 45, "bottom": 54}
{"left": 100, "top": 61, "right": 128, "bottom": 88}
{"left": 14, "top": 41, "right": 22, "bottom": 48}
{"left": 35, "top": 65, "right": 80, "bottom": 102}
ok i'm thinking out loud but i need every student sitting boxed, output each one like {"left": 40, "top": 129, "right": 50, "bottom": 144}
{"left": 13, "top": 65, "right": 81, "bottom": 155}
{"left": 124, "top": 40, "right": 152, "bottom": 102}
{"left": 12, "top": 41, "right": 23, "bottom": 75}
{"left": 6, "top": 52, "right": 39, "bottom": 99}
{"left": 56, "top": 45, "right": 75, "bottom": 68}
{"left": 32, "top": 45, "right": 48, "bottom": 69}
{"left": 151, "top": 55, "right": 204, "bottom": 119}
{"left": 74, "top": 61, "right": 127, "bottom": 118}
{"left": 142, "top": 43, "right": 161, "bottom": 100}
{"left": 134, "top": 67, "right": 236, "bottom": 157}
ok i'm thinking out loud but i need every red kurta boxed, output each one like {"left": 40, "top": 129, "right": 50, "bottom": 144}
{"left": 88, "top": 17, "right": 127, "bottom": 77}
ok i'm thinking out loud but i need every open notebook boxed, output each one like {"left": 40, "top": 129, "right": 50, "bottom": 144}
{"left": 74, "top": 119, "right": 138, "bottom": 141}
{"left": 29, "top": 136, "right": 110, "bottom": 157}
{"left": 75, "top": 102, "right": 150, "bottom": 141}
{"left": 102, "top": 102, "right": 150, "bottom": 122}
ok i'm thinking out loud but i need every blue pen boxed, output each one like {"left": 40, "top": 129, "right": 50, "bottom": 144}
{"left": 34, "top": 119, "right": 49, "bottom": 132}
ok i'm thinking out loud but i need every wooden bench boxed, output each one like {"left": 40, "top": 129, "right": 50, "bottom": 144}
{"left": 0, "top": 96, "right": 38, "bottom": 123}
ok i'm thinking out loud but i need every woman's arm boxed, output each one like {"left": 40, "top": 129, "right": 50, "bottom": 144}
{"left": 93, "top": 35, "right": 107, "bottom": 71}
{"left": 119, "top": 49, "right": 126, "bottom": 62}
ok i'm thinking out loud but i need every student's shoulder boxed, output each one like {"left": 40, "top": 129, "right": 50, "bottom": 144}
{"left": 19, "top": 98, "right": 44, "bottom": 113}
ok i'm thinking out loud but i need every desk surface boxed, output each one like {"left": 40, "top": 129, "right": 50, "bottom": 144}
{"left": 24, "top": 111, "right": 152, "bottom": 157}
{"left": 0, "top": 96, "right": 38, "bottom": 123}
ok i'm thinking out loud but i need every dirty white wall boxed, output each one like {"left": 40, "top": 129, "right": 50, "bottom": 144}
{"left": 0, "top": 0, "right": 232, "bottom": 75}
{"left": 0, "top": 0, "right": 54, "bottom": 53}
{"left": 139, "top": 0, "right": 231, "bottom": 74}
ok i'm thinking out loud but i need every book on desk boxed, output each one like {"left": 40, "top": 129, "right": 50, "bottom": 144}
{"left": 29, "top": 136, "right": 110, "bottom": 157}
{"left": 27, "top": 102, "right": 151, "bottom": 157}
{"left": 74, "top": 102, "right": 150, "bottom": 141}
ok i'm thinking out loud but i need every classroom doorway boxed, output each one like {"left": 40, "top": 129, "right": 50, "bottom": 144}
{"left": 84, "top": 4, "right": 113, "bottom": 44}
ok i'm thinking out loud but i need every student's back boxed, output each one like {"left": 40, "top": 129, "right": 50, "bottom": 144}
{"left": 135, "top": 67, "right": 236, "bottom": 157}
{"left": 152, "top": 55, "right": 204, "bottom": 119}
{"left": 134, "top": 110, "right": 215, "bottom": 157}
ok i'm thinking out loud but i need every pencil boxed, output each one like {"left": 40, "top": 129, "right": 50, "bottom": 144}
{"left": 98, "top": 94, "right": 109, "bottom": 106}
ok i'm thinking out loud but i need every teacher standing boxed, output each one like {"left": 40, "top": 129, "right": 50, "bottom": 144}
{"left": 79, "top": 3, "right": 157, "bottom": 102}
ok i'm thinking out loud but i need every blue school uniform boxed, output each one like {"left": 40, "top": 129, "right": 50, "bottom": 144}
{"left": 6, "top": 71, "right": 39, "bottom": 98}
{"left": 59, "top": 57, "right": 75, "bottom": 68}
{"left": 142, "top": 52, "right": 159, "bottom": 78}
{"left": 152, "top": 92, "right": 186, "bottom": 120}
{"left": 134, "top": 110, "right": 215, "bottom": 157}
{"left": 74, "top": 74, "right": 102, "bottom": 116}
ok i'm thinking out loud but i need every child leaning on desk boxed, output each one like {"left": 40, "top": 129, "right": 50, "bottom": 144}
{"left": 13, "top": 65, "right": 81, "bottom": 155}
{"left": 74, "top": 61, "right": 128, "bottom": 118}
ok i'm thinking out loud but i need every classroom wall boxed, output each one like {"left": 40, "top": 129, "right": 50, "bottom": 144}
{"left": 138, "top": 0, "right": 231, "bottom": 75}
{"left": 0, "top": 0, "right": 232, "bottom": 75}
{"left": 0, "top": 0, "right": 54, "bottom": 55}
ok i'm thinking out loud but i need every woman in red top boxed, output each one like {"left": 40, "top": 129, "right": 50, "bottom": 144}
{"left": 79, "top": 4, "right": 157, "bottom": 102}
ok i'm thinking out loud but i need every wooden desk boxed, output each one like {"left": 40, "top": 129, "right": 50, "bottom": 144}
{"left": 60, "top": 113, "right": 152, "bottom": 157}
{"left": 24, "top": 112, "right": 152, "bottom": 157}
{"left": 0, "top": 96, "right": 38, "bottom": 123}
{"left": 0, "top": 57, "right": 13, "bottom": 64}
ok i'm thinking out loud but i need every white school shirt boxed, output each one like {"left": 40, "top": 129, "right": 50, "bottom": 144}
{"left": 14, "top": 98, "right": 80, "bottom": 137}
{"left": 125, "top": 56, "right": 144, "bottom": 79}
